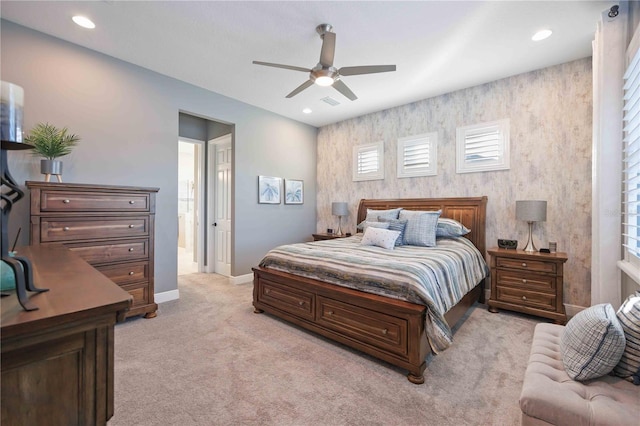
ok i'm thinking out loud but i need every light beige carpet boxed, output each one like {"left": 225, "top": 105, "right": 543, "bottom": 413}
{"left": 109, "top": 273, "right": 541, "bottom": 426}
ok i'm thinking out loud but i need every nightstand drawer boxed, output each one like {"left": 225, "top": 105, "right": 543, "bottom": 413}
{"left": 496, "top": 287, "right": 556, "bottom": 311}
{"left": 496, "top": 257, "right": 556, "bottom": 274}
{"left": 495, "top": 270, "right": 555, "bottom": 293}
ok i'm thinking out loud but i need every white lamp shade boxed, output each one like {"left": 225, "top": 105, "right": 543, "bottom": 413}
{"left": 516, "top": 200, "right": 547, "bottom": 222}
{"left": 332, "top": 202, "right": 348, "bottom": 216}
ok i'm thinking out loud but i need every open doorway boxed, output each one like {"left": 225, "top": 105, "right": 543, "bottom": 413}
{"left": 178, "top": 138, "right": 204, "bottom": 275}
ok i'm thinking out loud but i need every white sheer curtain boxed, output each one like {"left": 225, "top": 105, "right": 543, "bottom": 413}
{"left": 592, "top": 3, "right": 627, "bottom": 307}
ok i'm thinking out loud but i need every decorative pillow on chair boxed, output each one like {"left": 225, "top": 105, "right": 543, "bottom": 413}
{"left": 399, "top": 210, "right": 441, "bottom": 247}
{"left": 378, "top": 217, "right": 408, "bottom": 246}
{"left": 560, "top": 303, "right": 626, "bottom": 381}
{"left": 360, "top": 227, "right": 401, "bottom": 250}
{"left": 436, "top": 218, "right": 471, "bottom": 237}
{"left": 613, "top": 292, "right": 640, "bottom": 385}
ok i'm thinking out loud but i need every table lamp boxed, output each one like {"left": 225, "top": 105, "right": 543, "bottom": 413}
{"left": 516, "top": 200, "right": 547, "bottom": 252}
{"left": 331, "top": 202, "right": 348, "bottom": 236}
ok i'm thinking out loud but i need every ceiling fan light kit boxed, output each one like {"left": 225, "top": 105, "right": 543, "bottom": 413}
{"left": 253, "top": 23, "right": 396, "bottom": 101}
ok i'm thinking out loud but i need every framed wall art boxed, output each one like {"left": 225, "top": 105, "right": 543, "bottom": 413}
{"left": 284, "top": 179, "right": 303, "bottom": 205}
{"left": 258, "top": 175, "right": 281, "bottom": 204}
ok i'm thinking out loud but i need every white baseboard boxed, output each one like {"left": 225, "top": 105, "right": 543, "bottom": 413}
{"left": 230, "top": 273, "right": 253, "bottom": 285}
{"left": 155, "top": 289, "right": 180, "bottom": 303}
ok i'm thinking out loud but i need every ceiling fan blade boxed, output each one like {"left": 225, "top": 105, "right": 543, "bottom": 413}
{"left": 333, "top": 79, "right": 357, "bottom": 101}
{"left": 319, "top": 31, "right": 336, "bottom": 68}
{"left": 338, "top": 65, "right": 396, "bottom": 76}
{"left": 253, "top": 61, "right": 311, "bottom": 73}
{"left": 286, "top": 80, "right": 314, "bottom": 98}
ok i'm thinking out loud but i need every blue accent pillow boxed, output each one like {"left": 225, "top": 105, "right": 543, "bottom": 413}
{"left": 436, "top": 218, "right": 470, "bottom": 237}
{"left": 560, "top": 303, "right": 626, "bottom": 381}
{"left": 378, "top": 217, "right": 408, "bottom": 246}
{"left": 357, "top": 208, "right": 403, "bottom": 231}
{"left": 399, "top": 210, "right": 441, "bottom": 247}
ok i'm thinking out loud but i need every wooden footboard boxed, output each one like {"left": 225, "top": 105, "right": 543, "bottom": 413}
{"left": 253, "top": 266, "right": 484, "bottom": 384}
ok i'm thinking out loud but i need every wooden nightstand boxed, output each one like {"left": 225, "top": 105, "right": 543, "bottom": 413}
{"left": 487, "top": 248, "right": 568, "bottom": 324}
{"left": 312, "top": 233, "right": 348, "bottom": 241}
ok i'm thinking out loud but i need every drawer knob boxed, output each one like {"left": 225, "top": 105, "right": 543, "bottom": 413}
{"left": 382, "top": 328, "right": 388, "bottom": 335}
{"left": 128, "top": 248, "right": 134, "bottom": 252}
{"left": 63, "top": 226, "right": 70, "bottom": 231}
{"left": 522, "top": 279, "right": 527, "bottom": 284}
{"left": 129, "top": 200, "right": 135, "bottom": 204}
{"left": 128, "top": 224, "right": 135, "bottom": 228}
{"left": 327, "top": 310, "right": 333, "bottom": 315}
{"left": 522, "top": 296, "right": 527, "bottom": 301}
{"left": 63, "top": 199, "right": 70, "bottom": 204}
{"left": 298, "top": 301, "right": 304, "bottom": 306}
{"left": 265, "top": 289, "right": 270, "bottom": 294}
{"left": 129, "top": 271, "right": 135, "bottom": 276}
{"left": 522, "top": 262, "right": 527, "bottom": 267}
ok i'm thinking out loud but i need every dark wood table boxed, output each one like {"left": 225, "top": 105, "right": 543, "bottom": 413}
{"left": 1, "top": 244, "right": 132, "bottom": 425}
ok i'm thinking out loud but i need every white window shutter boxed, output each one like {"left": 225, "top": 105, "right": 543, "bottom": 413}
{"left": 623, "top": 46, "right": 640, "bottom": 262}
{"left": 353, "top": 142, "right": 384, "bottom": 181}
{"left": 397, "top": 132, "right": 437, "bottom": 178}
{"left": 456, "top": 119, "right": 510, "bottom": 173}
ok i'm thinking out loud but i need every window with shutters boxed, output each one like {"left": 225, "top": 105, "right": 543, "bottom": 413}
{"left": 353, "top": 141, "right": 384, "bottom": 181}
{"left": 456, "top": 119, "right": 510, "bottom": 173}
{"left": 397, "top": 132, "right": 437, "bottom": 178}
{"left": 623, "top": 46, "right": 640, "bottom": 265}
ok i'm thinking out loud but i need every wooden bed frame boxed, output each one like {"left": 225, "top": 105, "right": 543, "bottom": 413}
{"left": 252, "top": 197, "right": 487, "bottom": 384}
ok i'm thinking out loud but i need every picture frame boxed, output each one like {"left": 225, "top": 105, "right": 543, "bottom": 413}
{"left": 258, "top": 175, "right": 282, "bottom": 204}
{"left": 284, "top": 179, "right": 304, "bottom": 205}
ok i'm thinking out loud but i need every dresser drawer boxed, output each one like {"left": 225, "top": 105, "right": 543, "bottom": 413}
{"left": 496, "top": 257, "right": 556, "bottom": 274}
{"left": 258, "top": 279, "right": 314, "bottom": 321}
{"left": 39, "top": 191, "right": 150, "bottom": 212}
{"left": 64, "top": 239, "right": 149, "bottom": 265}
{"left": 496, "top": 286, "right": 556, "bottom": 311}
{"left": 39, "top": 217, "right": 148, "bottom": 242}
{"left": 95, "top": 261, "right": 149, "bottom": 286}
{"left": 495, "top": 270, "right": 555, "bottom": 293}
{"left": 121, "top": 282, "right": 150, "bottom": 308}
{"left": 317, "top": 296, "right": 408, "bottom": 357}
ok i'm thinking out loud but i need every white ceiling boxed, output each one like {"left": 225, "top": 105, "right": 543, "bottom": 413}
{"left": 1, "top": 1, "right": 616, "bottom": 128}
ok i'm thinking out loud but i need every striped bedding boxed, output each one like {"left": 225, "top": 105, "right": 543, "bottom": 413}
{"left": 258, "top": 235, "right": 489, "bottom": 353}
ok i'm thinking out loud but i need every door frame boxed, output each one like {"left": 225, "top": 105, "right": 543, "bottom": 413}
{"left": 207, "top": 134, "right": 233, "bottom": 274}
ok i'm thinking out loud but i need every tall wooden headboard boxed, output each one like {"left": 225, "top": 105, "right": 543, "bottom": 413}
{"left": 357, "top": 197, "right": 488, "bottom": 257}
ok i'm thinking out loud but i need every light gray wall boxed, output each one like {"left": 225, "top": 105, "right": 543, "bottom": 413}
{"left": 1, "top": 21, "right": 317, "bottom": 292}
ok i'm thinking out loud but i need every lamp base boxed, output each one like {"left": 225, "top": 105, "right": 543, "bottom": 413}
{"left": 523, "top": 221, "right": 538, "bottom": 252}
{"left": 336, "top": 216, "right": 343, "bottom": 236}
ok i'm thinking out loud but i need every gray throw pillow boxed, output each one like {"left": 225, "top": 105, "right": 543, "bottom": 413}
{"left": 613, "top": 292, "right": 640, "bottom": 385}
{"left": 378, "top": 217, "right": 408, "bottom": 246}
{"left": 560, "top": 303, "right": 626, "bottom": 381}
{"left": 399, "top": 210, "right": 441, "bottom": 247}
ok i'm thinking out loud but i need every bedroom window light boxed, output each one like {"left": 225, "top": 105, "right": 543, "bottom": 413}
{"left": 397, "top": 132, "right": 437, "bottom": 178}
{"left": 622, "top": 45, "right": 640, "bottom": 266}
{"left": 353, "top": 141, "right": 384, "bottom": 181}
{"left": 456, "top": 119, "right": 510, "bottom": 173}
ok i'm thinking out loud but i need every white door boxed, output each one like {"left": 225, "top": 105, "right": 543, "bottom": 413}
{"left": 178, "top": 138, "right": 205, "bottom": 275}
{"left": 208, "top": 135, "right": 232, "bottom": 276}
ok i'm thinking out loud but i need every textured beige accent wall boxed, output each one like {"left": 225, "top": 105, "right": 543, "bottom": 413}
{"left": 317, "top": 58, "right": 592, "bottom": 308}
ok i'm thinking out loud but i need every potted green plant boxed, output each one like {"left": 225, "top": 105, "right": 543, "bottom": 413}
{"left": 24, "top": 123, "right": 80, "bottom": 182}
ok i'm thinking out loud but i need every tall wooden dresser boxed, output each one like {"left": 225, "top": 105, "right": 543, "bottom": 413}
{"left": 27, "top": 181, "right": 160, "bottom": 319}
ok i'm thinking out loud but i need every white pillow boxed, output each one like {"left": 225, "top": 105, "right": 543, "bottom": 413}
{"left": 360, "top": 227, "right": 401, "bottom": 250}
{"left": 360, "top": 221, "right": 390, "bottom": 232}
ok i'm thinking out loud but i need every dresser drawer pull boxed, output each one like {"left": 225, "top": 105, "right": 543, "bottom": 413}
{"left": 382, "top": 328, "right": 388, "bottom": 335}
{"left": 63, "top": 226, "right": 70, "bottom": 231}
{"left": 129, "top": 200, "right": 135, "bottom": 204}
{"left": 327, "top": 310, "right": 333, "bottom": 315}
{"left": 265, "top": 289, "right": 270, "bottom": 294}
{"left": 128, "top": 224, "right": 135, "bottom": 228}
{"left": 522, "top": 262, "right": 527, "bottom": 267}
{"left": 522, "top": 279, "right": 527, "bottom": 284}
{"left": 522, "top": 296, "right": 527, "bottom": 301}
{"left": 129, "top": 271, "right": 135, "bottom": 275}
{"left": 63, "top": 199, "right": 70, "bottom": 204}
{"left": 128, "top": 248, "right": 134, "bottom": 252}
{"left": 298, "top": 301, "right": 304, "bottom": 306}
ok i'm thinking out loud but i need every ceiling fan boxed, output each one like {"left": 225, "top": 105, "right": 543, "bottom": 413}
{"left": 253, "top": 24, "right": 396, "bottom": 101}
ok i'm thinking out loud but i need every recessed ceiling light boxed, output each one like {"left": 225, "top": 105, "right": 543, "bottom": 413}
{"left": 72, "top": 16, "right": 95, "bottom": 29}
{"left": 302, "top": 108, "right": 312, "bottom": 114}
{"left": 532, "top": 29, "right": 552, "bottom": 41}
